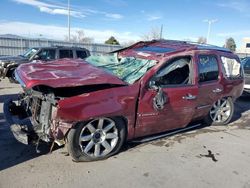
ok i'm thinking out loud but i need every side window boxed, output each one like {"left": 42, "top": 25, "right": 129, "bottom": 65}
{"left": 221, "top": 56, "right": 241, "bottom": 78}
{"left": 59, "top": 50, "right": 73, "bottom": 58}
{"left": 155, "top": 57, "right": 191, "bottom": 86}
{"left": 36, "top": 49, "right": 56, "bottom": 60}
{"left": 76, "top": 50, "right": 88, "bottom": 59}
{"left": 198, "top": 55, "right": 219, "bottom": 83}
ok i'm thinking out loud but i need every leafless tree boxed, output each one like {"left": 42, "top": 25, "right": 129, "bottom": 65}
{"left": 64, "top": 30, "right": 94, "bottom": 43}
{"left": 141, "top": 27, "right": 161, "bottom": 41}
{"left": 197, "top": 37, "right": 207, "bottom": 44}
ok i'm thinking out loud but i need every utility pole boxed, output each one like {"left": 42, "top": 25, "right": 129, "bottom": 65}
{"left": 160, "top": 24, "right": 163, "bottom": 39}
{"left": 68, "top": 0, "right": 71, "bottom": 42}
{"left": 203, "top": 19, "right": 217, "bottom": 44}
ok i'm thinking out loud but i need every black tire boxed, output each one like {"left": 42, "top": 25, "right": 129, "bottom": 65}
{"left": 7, "top": 68, "right": 18, "bottom": 83}
{"left": 204, "top": 97, "right": 234, "bottom": 126}
{"left": 67, "top": 117, "right": 126, "bottom": 162}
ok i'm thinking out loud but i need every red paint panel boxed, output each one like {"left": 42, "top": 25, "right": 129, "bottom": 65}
{"left": 16, "top": 59, "right": 126, "bottom": 88}
{"left": 56, "top": 84, "right": 140, "bottom": 140}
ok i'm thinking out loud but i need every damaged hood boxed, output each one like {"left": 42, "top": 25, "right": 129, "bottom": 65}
{"left": 15, "top": 59, "right": 127, "bottom": 88}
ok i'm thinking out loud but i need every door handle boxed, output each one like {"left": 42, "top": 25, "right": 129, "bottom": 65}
{"left": 212, "top": 88, "right": 222, "bottom": 93}
{"left": 182, "top": 93, "right": 197, "bottom": 100}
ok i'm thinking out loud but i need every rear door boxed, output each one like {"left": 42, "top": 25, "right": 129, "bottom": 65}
{"left": 193, "top": 52, "right": 223, "bottom": 119}
{"left": 135, "top": 55, "right": 198, "bottom": 137}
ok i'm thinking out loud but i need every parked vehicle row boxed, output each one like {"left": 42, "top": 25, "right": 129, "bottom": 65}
{"left": 3, "top": 40, "right": 244, "bottom": 162}
{"left": 0, "top": 46, "right": 90, "bottom": 82}
{"left": 242, "top": 57, "right": 250, "bottom": 95}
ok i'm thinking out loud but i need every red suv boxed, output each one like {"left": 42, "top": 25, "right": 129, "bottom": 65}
{"left": 4, "top": 40, "right": 244, "bottom": 162}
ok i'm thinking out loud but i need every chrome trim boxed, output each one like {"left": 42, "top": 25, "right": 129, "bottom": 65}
{"left": 196, "top": 104, "right": 211, "bottom": 110}
{"left": 133, "top": 123, "right": 201, "bottom": 143}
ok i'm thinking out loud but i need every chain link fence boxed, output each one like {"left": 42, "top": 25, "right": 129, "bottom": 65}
{"left": 0, "top": 36, "right": 122, "bottom": 56}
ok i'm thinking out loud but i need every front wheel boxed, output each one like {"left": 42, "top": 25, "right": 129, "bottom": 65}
{"left": 8, "top": 68, "right": 18, "bottom": 83}
{"left": 67, "top": 117, "right": 126, "bottom": 162}
{"left": 204, "top": 97, "right": 234, "bottom": 126}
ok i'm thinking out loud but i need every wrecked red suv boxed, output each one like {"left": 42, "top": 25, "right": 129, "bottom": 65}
{"left": 4, "top": 40, "right": 244, "bottom": 162}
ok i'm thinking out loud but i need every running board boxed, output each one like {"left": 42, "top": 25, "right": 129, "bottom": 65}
{"left": 132, "top": 123, "right": 202, "bottom": 143}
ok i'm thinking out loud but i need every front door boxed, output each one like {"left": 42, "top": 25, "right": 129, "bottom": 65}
{"left": 135, "top": 56, "right": 198, "bottom": 137}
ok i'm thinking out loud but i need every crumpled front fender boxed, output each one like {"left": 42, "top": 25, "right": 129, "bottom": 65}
{"left": 55, "top": 84, "right": 139, "bottom": 140}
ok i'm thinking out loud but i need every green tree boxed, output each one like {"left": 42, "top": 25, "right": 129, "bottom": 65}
{"left": 105, "top": 36, "right": 120, "bottom": 45}
{"left": 224, "top": 37, "right": 236, "bottom": 52}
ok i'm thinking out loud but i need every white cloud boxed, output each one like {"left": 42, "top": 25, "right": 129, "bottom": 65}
{"left": 39, "top": 6, "right": 86, "bottom": 18}
{"left": 147, "top": 15, "right": 162, "bottom": 21}
{"left": 217, "top": 0, "right": 250, "bottom": 13}
{"left": 13, "top": 0, "right": 60, "bottom": 8}
{"left": 105, "top": 13, "right": 123, "bottom": 19}
{"left": 13, "top": 0, "right": 123, "bottom": 20}
{"left": 0, "top": 21, "right": 139, "bottom": 43}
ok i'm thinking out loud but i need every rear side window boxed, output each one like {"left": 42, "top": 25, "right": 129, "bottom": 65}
{"left": 76, "top": 50, "right": 88, "bottom": 59}
{"left": 59, "top": 50, "right": 73, "bottom": 58}
{"left": 221, "top": 56, "right": 241, "bottom": 78}
{"left": 198, "top": 55, "right": 219, "bottom": 83}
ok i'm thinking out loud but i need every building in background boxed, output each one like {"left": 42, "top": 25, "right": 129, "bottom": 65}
{"left": 237, "top": 38, "right": 250, "bottom": 58}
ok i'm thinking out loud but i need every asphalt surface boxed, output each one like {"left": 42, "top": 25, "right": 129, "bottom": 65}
{"left": 0, "top": 79, "right": 250, "bottom": 188}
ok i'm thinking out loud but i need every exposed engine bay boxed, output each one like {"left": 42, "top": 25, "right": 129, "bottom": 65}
{"left": 4, "top": 84, "right": 122, "bottom": 147}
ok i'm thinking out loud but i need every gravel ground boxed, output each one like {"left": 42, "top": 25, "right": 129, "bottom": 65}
{"left": 0, "top": 79, "right": 250, "bottom": 188}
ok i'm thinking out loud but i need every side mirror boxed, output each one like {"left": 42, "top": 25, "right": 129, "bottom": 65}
{"left": 149, "top": 80, "right": 160, "bottom": 91}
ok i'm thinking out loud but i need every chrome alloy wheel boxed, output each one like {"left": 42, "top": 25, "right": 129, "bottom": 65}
{"left": 79, "top": 118, "right": 119, "bottom": 157}
{"left": 210, "top": 98, "right": 231, "bottom": 123}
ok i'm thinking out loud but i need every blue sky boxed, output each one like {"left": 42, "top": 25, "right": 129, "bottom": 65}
{"left": 0, "top": 0, "right": 250, "bottom": 48}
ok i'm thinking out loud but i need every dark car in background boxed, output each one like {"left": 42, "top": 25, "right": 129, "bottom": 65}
{"left": 242, "top": 57, "right": 250, "bottom": 94}
{"left": 0, "top": 46, "right": 90, "bottom": 82}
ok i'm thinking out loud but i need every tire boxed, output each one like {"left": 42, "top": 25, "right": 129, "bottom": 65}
{"left": 7, "top": 68, "right": 18, "bottom": 83}
{"left": 204, "top": 97, "right": 234, "bottom": 126}
{"left": 67, "top": 117, "right": 126, "bottom": 162}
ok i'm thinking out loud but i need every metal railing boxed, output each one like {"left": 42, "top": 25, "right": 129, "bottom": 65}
{"left": 0, "top": 36, "right": 122, "bottom": 56}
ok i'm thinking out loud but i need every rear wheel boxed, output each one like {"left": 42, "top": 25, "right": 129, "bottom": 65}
{"left": 204, "top": 97, "right": 234, "bottom": 126}
{"left": 67, "top": 117, "right": 126, "bottom": 162}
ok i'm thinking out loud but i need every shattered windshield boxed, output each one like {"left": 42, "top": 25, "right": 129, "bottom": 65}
{"left": 86, "top": 54, "right": 157, "bottom": 84}
{"left": 22, "top": 48, "right": 38, "bottom": 59}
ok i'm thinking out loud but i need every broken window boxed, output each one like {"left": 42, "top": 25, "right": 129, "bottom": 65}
{"left": 86, "top": 54, "right": 157, "bottom": 84}
{"left": 155, "top": 57, "right": 191, "bottom": 86}
{"left": 221, "top": 56, "right": 241, "bottom": 78}
{"left": 198, "top": 55, "right": 219, "bottom": 82}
